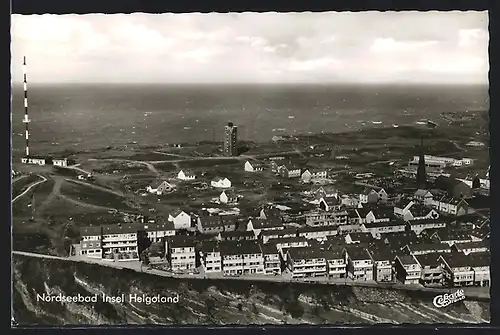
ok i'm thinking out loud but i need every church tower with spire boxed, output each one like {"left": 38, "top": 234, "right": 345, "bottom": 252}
{"left": 416, "top": 137, "right": 427, "bottom": 189}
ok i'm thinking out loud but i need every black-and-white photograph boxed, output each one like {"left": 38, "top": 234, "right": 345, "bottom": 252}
{"left": 11, "top": 11, "right": 490, "bottom": 326}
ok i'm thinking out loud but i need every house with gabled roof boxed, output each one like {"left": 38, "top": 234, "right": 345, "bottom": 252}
{"left": 197, "top": 215, "right": 224, "bottom": 234}
{"left": 219, "top": 190, "right": 239, "bottom": 204}
{"left": 359, "top": 188, "right": 379, "bottom": 204}
{"left": 452, "top": 240, "right": 490, "bottom": 255}
{"left": 168, "top": 209, "right": 191, "bottom": 230}
{"left": 431, "top": 228, "right": 475, "bottom": 246}
{"left": 244, "top": 160, "right": 264, "bottom": 172}
{"left": 406, "top": 218, "right": 447, "bottom": 235}
{"left": 278, "top": 164, "right": 302, "bottom": 178}
{"left": 301, "top": 168, "right": 328, "bottom": 183}
{"left": 247, "top": 217, "right": 284, "bottom": 237}
{"left": 401, "top": 243, "right": 452, "bottom": 256}
{"left": 211, "top": 177, "right": 232, "bottom": 188}
{"left": 146, "top": 180, "right": 174, "bottom": 195}
{"left": 177, "top": 169, "right": 196, "bottom": 181}
{"left": 413, "top": 189, "right": 434, "bottom": 205}
{"left": 318, "top": 196, "right": 341, "bottom": 212}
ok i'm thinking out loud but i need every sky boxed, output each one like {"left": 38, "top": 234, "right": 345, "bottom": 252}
{"left": 11, "top": 11, "right": 489, "bottom": 84}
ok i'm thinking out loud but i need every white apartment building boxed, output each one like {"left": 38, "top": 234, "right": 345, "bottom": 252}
{"left": 325, "top": 247, "right": 346, "bottom": 279}
{"left": 439, "top": 252, "right": 490, "bottom": 287}
{"left": 79, "top": 226, "right": 103, "bottom": 258}
{"left": 261, "top": 244, "right": 281, "bottom": 275}
{"left": 219, "top": 241, "right": 264, "bottom": 276}
{"left": 368, "top": 248, "right": 394, "bottom": 283}
{"left": 286, "top": 247, "right": 327, "bottom": 278}
{"left": 166, "top": 236, "right": 196, "bottom": 271}
{"left": 395, "top": 255, "right": 421, "bottom": 285}
{"left": 305, "top": 209, "right": 348, "bottom": 226}
{"left": 200, "top": 241, "right": 222, "bottom": 274}
{"left": 345, "top": 247, "right": 374, "bottom": 281}
{"left": 101, "top": 224, "right": 141, "bottom": 259}
{"left": 144, "top": 222, "right": 176, "bottom": 243}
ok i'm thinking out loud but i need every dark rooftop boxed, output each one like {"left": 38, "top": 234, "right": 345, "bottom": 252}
{"left": 440, "top": 252, "right": 490, "bottom": 268}
{"left": 201, "top": 240, "right": 220, "bottom": 253}
{"left": 347, "top": 232, "right": 374, "bottom": 243}
{"left": 220, "top": 230, "right": 254, "bottom": 238}
{"left": 345, "top": 246, "right": 371, "bottom": 261}
{"left": 80, "top": 226, "right": 102, "bottom": 236}
{"left": 219, "top": 240, "right": 261, "bottom": 256}
{"left": 250, "top": 217, "right": 283, "bottom": 229}
{"left": 288, "top": 246, "right": 325, "bottom": 261}
{"left": 325, "top": 246, "right": 344, "bottom": 259}
{"left": 414, "top": 252, "right": 447, "bottom": 267}
{"left": 268, "top": 236, "right": 308, "bottom": 245}
{"left": 167, "top": 236, "right": 196, "bottom": 248}
{"left": 102, "top": 223, "right": 143, "bottom": 235}
{"left": 454, "top": 240, "right": 490, "bottom": 251}
{"left": 396, "top": 255, "right": 419, "bottom": 265}
{"left": 405, "top": 243, "right": 451, "bottom": 253}
{"left": 198, "top": 216, "right": 223, "bottom": 227}
{"left": 260, "top": 243, "right": 279, "bottom": 255}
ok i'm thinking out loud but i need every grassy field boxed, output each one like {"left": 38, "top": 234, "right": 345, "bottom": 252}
{"left": 52, "top": 166, "right": 81, "bottom": 178}
{"left": 60, "top": 180, "right": 135, "bottom": 211}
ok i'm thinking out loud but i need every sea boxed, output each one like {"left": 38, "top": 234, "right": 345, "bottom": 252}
{"left": 10, "top": 83, "right": 489, "bottom": 155}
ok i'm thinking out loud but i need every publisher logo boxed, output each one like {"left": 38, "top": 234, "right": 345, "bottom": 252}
{"left": 433, "top": 289, "right": 466, "bottom": 308}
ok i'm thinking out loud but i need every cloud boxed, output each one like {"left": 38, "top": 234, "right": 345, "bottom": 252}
{"left": 10, "top": 12, "right": 489, "bottom": 84}
{"left": 458, "top": 28, "right": 488, "bottom": 47}
{"left": 370, "top": 38, "right": 439, "bottom": 53}
{"left": 287, "top": 58, "right": 340, "bottom": 72}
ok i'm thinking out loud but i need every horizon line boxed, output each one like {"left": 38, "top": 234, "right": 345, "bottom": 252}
{"left": 10, "top": 81, "right": 489, "bottom": 86}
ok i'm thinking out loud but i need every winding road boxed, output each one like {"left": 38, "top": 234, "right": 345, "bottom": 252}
{"left": 87, "top": 158, "right": 159, "bottom": 175}
{"left": 12, "top": 175, "right": 48, "bottom": 203}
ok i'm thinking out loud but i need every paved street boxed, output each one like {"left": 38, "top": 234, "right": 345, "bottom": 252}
{"left": 12, "top": 250, "right": 490, "bottom": 300}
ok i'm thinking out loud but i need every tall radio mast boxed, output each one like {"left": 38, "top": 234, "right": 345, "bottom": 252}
{"left": 22, "top": 56, "right": 31, "bottom": 157}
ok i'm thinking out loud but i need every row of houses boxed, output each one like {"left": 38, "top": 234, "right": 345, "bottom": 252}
{"left": 166, "top": 233, "right": 490, "bottom": 288}
{"left": 78, "top": 214, "right": 489, "bottom": 288}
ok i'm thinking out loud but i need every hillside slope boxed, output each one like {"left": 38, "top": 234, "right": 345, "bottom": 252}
{"left": 12, "top": 255, "right": 490, "bottom": 326}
